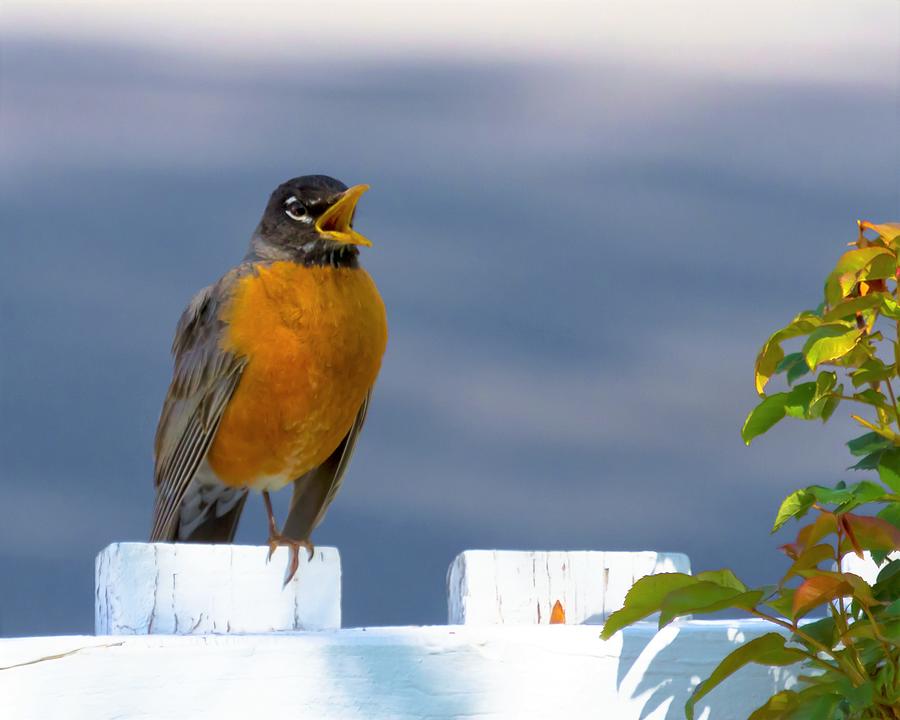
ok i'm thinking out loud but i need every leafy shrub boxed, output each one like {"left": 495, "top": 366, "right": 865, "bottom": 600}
{"left": 601, "top": 221, "right": 900, "bottom": 719}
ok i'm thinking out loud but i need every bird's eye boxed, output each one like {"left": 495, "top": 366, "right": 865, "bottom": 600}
{"left": 284, "top": 197, "right": 308, "bottom": 221}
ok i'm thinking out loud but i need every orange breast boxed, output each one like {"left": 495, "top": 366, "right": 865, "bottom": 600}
{"left": 207, "top": 261, "right": 387, "bottom": 490}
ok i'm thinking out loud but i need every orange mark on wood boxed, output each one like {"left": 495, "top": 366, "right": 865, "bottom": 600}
{"left": 550, "top": 600, "right": 566, "bottom": 624}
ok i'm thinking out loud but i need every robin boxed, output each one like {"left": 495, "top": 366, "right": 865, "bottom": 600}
{"left": 149, "top": 175, "right": 387, "bottom": 581}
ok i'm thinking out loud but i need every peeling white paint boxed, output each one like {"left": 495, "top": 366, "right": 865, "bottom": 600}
{"left": 94, "top": 543, "right": 340, "bottom": 634}
{"left": 447, "top": 550, "right": 691, "bottom": 624}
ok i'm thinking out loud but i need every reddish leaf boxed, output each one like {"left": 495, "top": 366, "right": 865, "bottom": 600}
{"left": 842, "top": 513, "right": 900, "bottom": 554}
{"left": 550, "top": 599, "right": 566, "bottom": 624}
{"left": 793, "top": 575, "right": 852, "bottom": 619}
{"left": 780, "top": 543, "right": 834, "bottom": 585}
{"left": 841, "top": 514, "right": 865, "bottom": 559}
{"left": 781, "top": 512, "right": 838, "bottom": 558}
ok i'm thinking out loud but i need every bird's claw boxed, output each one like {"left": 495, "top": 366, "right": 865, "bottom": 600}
{"left": 266, "top": 533, "right": 314, "bottom": 586}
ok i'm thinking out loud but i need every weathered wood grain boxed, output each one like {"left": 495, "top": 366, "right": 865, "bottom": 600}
{"left": 95, "top": 542, "right": 341, "bottom": 634}
{"left": 447, "top": 550, "right": 691, "bottom": 624}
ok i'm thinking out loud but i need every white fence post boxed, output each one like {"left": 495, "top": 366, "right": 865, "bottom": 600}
{"left": 447, "top": 550, "right": 691, "bottom": 625}
{"left": 94, "top": 542, "right": 341, "bottom": 634}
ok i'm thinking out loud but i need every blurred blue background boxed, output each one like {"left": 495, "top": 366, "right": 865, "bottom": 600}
{"left": 1, "top": 0, "right": 897, "bottom": 635}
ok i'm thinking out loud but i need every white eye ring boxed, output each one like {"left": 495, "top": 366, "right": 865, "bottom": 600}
{"left": 284, "top": 196, "right": 309, "bottom": 222}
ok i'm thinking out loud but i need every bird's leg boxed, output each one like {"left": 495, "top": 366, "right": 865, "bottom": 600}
{"left": 262, "top": 491, "right": 280, "bottom": 559}
{"left": 262, "top": 491, "right": 314, "bottom": 585}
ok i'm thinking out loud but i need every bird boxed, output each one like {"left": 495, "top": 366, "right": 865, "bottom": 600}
{"left": 149, "top": 174, "right": 388, "bottom": 582}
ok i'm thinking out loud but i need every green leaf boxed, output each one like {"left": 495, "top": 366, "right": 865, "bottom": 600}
{"left": 810, "top": 487, "right": 854, "bottom": 507}
{"left": 684, "top": 633, "right": 806, "bottom": 720}
{"left": 695, "top": 568, "right": 747, "bottom": 592}
{"left": 831, "top": 570, "right": 877, "bottom": 606}
{"left": 775, "top": 352, "right": 810, "bottom": 385}
{"left": 754, "top": 314, "right": 822, "bottom": 394}
{"left": 599, "top": 573, "right": 697, "bottom": 639}
{"left": 840, "top": 342, "right": 877, "bottom": 370}
{"left": 787, "top": 694, "right": 843, "bottom": 720}
{"left": 864, "top": 251, "right": 896, "bottom": 280}
{"left": 806, "top": 372, "right": 838, "bottom": 420}
{"left": 765, "top": 588, "right": 794, "bottom": 618}
{"left": 881, "top": 295, "right": 900, "bottom": 318}
{"left": 882, "top": 597, "right": 900, "bottom": 616}
{"left": 773, "top": 489, "right": 815, "bottom": 532}
{"left": 873, "top": 559, "right": 900, "bottom": 602}
{"left": 784, "top": 383, "right": 817, "bottom": 419}
{"left": 874, "top": 502, "right": 900, "bottom": 565}
{"left": 847, "top": 480, "right": 891, "bottom": 506}
{"left": 849, "top": 450, "right": 884, "bottom": 470}
{"left": 805, "top": 481, "right": 887, "bottom": 511}
{"left": 795, "top": 615, "right": 836, "bottom": 647}
{"left": 877, "top": 448, "right": 900, "bottom": 492}
{"left": 848, "top": 432, "right": 893, "bottom": 457}
{"left": 747, "top": 692, "right": 796, "bottom": 720}
{"left": 850, "top": 357, "right": 893, "bottom": 388}
{"left": 822, "top": 293, "right": 882, "bottom": 322}
{"left": 835, "top": 676, "right": 875, "bottom": 711}
{"left": 818, "top": 392, "right": 840, "bottom": 423}
{"left": 747, "top": 689, "right": 846, "bottom": 720}
{"left": 742, "top": 393, "right": 788, "bottom": 445}
{"left": 658, "top": 584, "right": 763, "bottom": 627}
{"left": 814, "top": 371, "right": 836, "bottom": 395}
{"left": 748, "top": 688, "right": 844, "bottom": 720}
{"left": 877, "top": 501, "right": 900, "bottom": 529}
{"left": 834, "top": 246, "right": 893, "bottom": 274}
{"left": 802, "top": 324, "right": 863, "bottom": 370}
{"left": 852, "top": 637, "right": 885, "bottom": 666}
{"left": 825, "top": 246, "right": 893, "bottom": 305}
{"left": 852, "top": 387, "right": 892, "bottom": 411}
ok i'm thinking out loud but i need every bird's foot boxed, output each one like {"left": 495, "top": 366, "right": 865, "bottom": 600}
{"left": 266, "top": 532, "right": 314, "bottom": 586}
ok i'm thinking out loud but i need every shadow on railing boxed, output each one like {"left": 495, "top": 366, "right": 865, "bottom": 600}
{"left": 615, "top": 620, "right": 793, "bottom": 720}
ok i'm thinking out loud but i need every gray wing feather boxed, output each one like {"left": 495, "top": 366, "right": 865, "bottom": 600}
{"left": 281, "top": 390, "right": 372, "bottom": 541}
{"left": 150, "top": 271, "right": 248, "bottom": 541}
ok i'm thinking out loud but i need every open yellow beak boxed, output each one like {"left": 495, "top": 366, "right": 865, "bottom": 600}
{"left": 315, "top": 184, "right": 372, "bottom": 247}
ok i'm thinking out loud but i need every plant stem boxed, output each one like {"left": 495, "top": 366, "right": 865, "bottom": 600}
{"left": 834, "top": 525, "right": 870, "bottom": 680}
{"left": 748, "top": 609, "right": 864, "bottom": 682}
{"left": 858, "top": 601, "right": 898, "bottom": 677}
{"left": 885, "top": 378, "right": 900, "bottom": 434}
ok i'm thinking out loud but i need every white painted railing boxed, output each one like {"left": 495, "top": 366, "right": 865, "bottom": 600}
{"left": 1, "top": 544, "right": 798, "bottom": 719}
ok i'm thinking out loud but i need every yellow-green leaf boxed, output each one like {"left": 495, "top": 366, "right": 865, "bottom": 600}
{"left": 822, "top": 293, "right": 881, "bottom": 322}
{"left": 685, "top": 634, "right": 805, "bottom": 720}
{"left": 658, "top": 584, "right": 762, "bottom": 627}
{"left": 772, "top": 489, "right": 815, "bottom": 533}
{"left": 824, "top": 246, "right": 893, "bottom": 305}
{"left": 860, "top": 219, "right": 900, "bottom": 243}
{"left": 754, "top": 314, "right": 821, "bottom": 394}
{"left": 600, "top": 573, "right": 697, "bottom": 639}
{"left": 695, "top": 569, "right": 748, "bottom": 593}
{"left": 833, "top": 246, "right": 892, "bottom": 275}
{"left": 864, "top": 251, "right": 896, "bottom": 280}
{"left": 802, "top": 324, "right": 862, "bottom": 369}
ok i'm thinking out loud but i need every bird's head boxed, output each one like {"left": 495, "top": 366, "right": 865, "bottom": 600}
{"left": 248, "top": 175, "right": 372, "bottom": 264}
